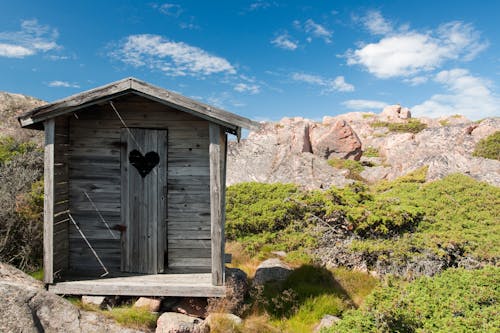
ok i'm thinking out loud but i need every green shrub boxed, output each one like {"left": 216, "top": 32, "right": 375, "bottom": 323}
{"left": 330, "top": 267, "right": 500, "bottom": 332}
{"left": 226, "top": 183, "right": 305, "bottom": 239}
{"left": 362, "top": 147, "right": 380, "bottom": 157}
{"left": 473, "top": 131, "right": 500, "bottom": 160}
{"left": 352, "top": 172, "right": 500, "bottom": 263}
{"left": 0, "top": 136, "right": 39, "bottom": 165}
{"left": 370, "top": 119, "right": 427, "bottom": 134}
{"left": 0, "top": 147, "right": 43, "bottom": 271}
{"left": 328, "top": 158, "right": 365, "bottom": 181}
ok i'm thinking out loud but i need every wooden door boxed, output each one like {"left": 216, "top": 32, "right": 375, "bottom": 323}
{"left": 121, "top": 128, "right": 167, "bottom": 274}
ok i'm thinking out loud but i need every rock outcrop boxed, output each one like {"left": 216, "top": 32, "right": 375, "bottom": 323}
{"left": 0, "top": 263, "right": 144, "bottom": 333}
{"left": 227, "top": 118, "right": 359, "bottom": 189}
{"left": 0, "top": 92, "right": 45, "bottom": 141}
{"left": 228, "top": 108, "right": 500, "bottom": 188}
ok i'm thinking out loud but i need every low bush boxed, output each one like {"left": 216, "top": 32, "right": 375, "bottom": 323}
{"left": 351, "top": 172, "right": 500, "bottom": 266}
{"left": 362, "top": 147, "right": 380, "bottom": 157}
{"left": 0, "top": 136, "right": 39, "bottom": 165}
{"left": 327, "top": 158, "right": 365, "bottom": 181}
{"left": 370, "top": 119, "right": 427, "bottom": 134}
{"left": 473, "top": 131, "right": 499, "bottom": 160}
{"left": 330, "top": 266, "right": 500, "bottom": 332}
{"left": 0, "top": 138, "right": 43, "bottom": 272}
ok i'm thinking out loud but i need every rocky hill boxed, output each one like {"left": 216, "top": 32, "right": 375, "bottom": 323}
{"left": 0, "top": 92, "right": 45, "bottom": 141}
{"left": 228, "top": 105, "right": 500, "bottom": 188}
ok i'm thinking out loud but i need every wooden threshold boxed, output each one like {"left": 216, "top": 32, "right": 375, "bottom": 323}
{"left": 48, "top": 273, "right": 225, "bottom": 297}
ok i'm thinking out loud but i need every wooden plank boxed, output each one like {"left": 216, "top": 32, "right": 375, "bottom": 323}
{"left": 49, "top": 279, "right": 225, "bottom": 297}
{"left": 169, "top": 258, "right": 211, "bottom": 267}
{"left": 44, "top": 118, "right": 55, "bottom": 284}
{"left": 168, "top": 239, "right": 211, "bottom": 249}
{"left": 209, "top": 122, "right": 223, "bottom": 286}
{"left": 158, "top": 130, "right": 168, "bottom": 272}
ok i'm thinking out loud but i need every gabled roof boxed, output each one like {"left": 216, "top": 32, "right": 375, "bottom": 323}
{"left": 18, "top": 77, "right": 260, "bottom": 135}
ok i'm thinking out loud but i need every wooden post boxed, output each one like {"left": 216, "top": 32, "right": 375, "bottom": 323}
{"left": 209, "top": 123, "right": 224, "bottom": 286}
{"left": 43, "top": 119, "right": 55, "bottom": 284}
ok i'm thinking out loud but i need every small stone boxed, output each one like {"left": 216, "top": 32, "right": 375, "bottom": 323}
{"left": 156, "top": 312, "right": 203, "bottom": 333}
{"left": 134, "top": 297, "right": 161, "bottom": 312}
{"left": 313, "top": 315, "right": 341, "bottom": 332}
{"left": 252, "top": 258, "right": 292, "bottom": 286}
{"left": 82, "top": 296, "right": 106, "bottom": 308}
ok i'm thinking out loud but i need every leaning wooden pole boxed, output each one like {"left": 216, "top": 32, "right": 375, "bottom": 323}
{"left": 43, "top": 119, "right": 55, "bottom": 284}
{"left": 209, "top": 123, "right": 224, "bottom": 286}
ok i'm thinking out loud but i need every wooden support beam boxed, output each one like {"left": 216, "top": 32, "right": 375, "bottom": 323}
{"left": 209, "top": 123, "right": 225, "bottom": 286}
{"left": 44, "top": 119, "right": 55, "bottom": 284}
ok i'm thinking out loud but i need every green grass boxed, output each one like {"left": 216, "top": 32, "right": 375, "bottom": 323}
{"left": 256, "top": 265, "right": 378, "bottom": 333}
{"left": 328, "top": 158, "right": 365, "bottom": 181}
{"left": 362, "top": 147, "right": 380, "bottom": 158}
{"left": 439, "top": 119, "right": 450, "bottom": 126}
{"left": 68, "top": 298, "right": 158, "bottom": 330}
{"left": 29, "top": 268, "right": 43, "bottom": 281}
{"left": 329, "top": 266, "right": 500, "bottom": 332}
{"left": 473, "top": 131, "right": 500, "bottom": 160}
{"left": 370, "top": 119, "right": 427, "bottom": 134}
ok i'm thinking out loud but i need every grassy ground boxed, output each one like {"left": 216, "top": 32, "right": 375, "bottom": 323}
{"left": 68, "top": 298, "right": 158, "bottom": 331}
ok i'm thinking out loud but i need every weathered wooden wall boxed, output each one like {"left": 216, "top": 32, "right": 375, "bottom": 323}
{"left": 67, "top": 94, "right": 210, "bottom": 275}
{"left": 53, "top": 117, "right": 70, "bottom": 276}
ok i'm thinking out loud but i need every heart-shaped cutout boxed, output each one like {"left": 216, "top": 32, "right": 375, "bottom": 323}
{"left": 128, "top": 149, "right": 160, "bottom": 178}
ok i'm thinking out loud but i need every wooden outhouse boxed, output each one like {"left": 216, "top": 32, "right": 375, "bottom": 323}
{"left": 18, "top": 78, "right": 258, "bottom": 297}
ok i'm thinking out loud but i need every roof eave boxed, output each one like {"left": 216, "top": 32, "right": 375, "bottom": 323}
{"left": 17, "top": 77, "right": 261, "bottom": 133}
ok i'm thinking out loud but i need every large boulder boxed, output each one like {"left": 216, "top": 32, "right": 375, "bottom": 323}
{"left": 197, "top": 313, "right": 243, "bottom": 333}
{"left": 207, "top": 267, "right": 248, "bottom": 315}
{"left": 134, "top": 297, "right": 162, "bottom": 312}
{"left": 309, "top": 120, "right": 362, "bottom": 160}
{"left": 0, "top": 263, "right": 144, "bottom": 333}
{"left": 155, "top": 312, "right": 203, "bottom": 333}
{"left": 252, "top": 258, "right": 292, "bottom": 286}
{"left": 380, "top": 104, "right": 411, "bottom": 121}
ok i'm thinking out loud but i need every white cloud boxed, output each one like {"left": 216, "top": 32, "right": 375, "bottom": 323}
{"left": 157, "top": 3, "right": 183, "bottom": 17}
{"left": 292, "top": 72, "right": 354, "bottom": 93}
{"left": 234, "top": 83, "right": 260, "bottom": 94}
{"left": 271, "top": 33, "right": 298, "bottom": 50}
{"left": 361, "top": 10, "right": 393, "bottom": 35}
{"left": 342, "top": 99, "right": 388, "bottom": 111}
{"left": 347, "top": 21, "right": 488, "bottom": 78}
{"left": 0, "top": 19, "right": 59, "bottom": 58}
{"left": 110, "top": 34, "right": 236, "bottom": 77}
{"left": 248, "top": 1, "right": 271, "bottom": 11}
{"left": 303, "top": 19, "right": 333, "bottom": 43}
{"left": 412, "top": 68, "right": 498, "bottom": 119}
{"left": 47, "top": 80, "right": 80, "bottom": 88}
{"left": 403, "top": 76, "right": 428, "bottom": 86}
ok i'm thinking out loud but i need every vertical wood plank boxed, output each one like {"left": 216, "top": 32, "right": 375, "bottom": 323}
{"left": 120, "top": 129, "right": 129, "bottom": 271}
{"left": 157, "top": 130, "right": 168, "bottom": 272}
{"left": 220, "top": 131, "right": 227, "bottom": 282}
{"left": 209, "top": 123, "right": 223, "bottom": 285}
{"left": 44, "top": 119, "right": 55, "bottom": 284}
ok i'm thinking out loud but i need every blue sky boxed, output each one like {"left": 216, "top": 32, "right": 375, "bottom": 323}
{"left": 1, "top": 0, "right": 499, "bottom": 121}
